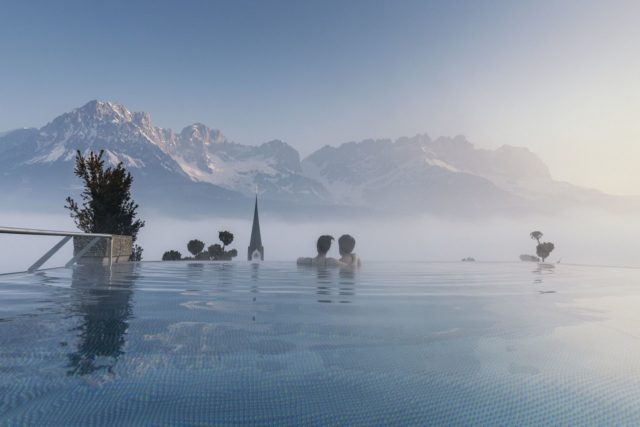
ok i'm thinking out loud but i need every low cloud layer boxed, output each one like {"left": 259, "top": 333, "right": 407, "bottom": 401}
{"left": 1, "top": 209, "right": 639, "bottom": 275}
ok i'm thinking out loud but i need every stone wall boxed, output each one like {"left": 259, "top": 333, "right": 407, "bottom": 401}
{"left": 73, "top": 235, "right": 133, "bottom": 265}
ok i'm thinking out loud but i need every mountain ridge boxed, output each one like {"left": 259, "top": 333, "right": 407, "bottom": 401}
{"left": 0, "top": 100, "right": 631, "bottom": 217}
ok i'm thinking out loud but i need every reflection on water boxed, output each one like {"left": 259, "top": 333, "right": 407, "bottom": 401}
{"left": 67, "top": 264, "right": 135, "bottom": 376}
{"left": 315, "top": 266, "right": 334, "bottom": 303}
{"left": 338, "top": 268, "right": 356, "bottom": 303}
{"left": 311, "top": 266, "right": 356, "bottom": 303}
{"left": 1, "top": 261, "right": 640, "bottom": 425}
{"left": 219, "top": 262, "right": 234, "bottom": 290}
{"left": 532, "top": 263, "right": 556, "bottom": 291}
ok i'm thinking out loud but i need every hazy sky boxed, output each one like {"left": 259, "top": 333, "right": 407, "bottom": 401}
{"left": 1, "top": 0, "right": 638, "bottom": 195}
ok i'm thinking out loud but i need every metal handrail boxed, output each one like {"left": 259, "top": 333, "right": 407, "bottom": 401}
{"left": 0, "top": 227, "right": 112, "bottom": 238}
{"left": 0, "top": 226, "right": 114, "bottom": 273}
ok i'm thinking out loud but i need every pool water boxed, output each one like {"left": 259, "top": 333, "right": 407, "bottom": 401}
{"left": 1, "top": 261, "right": 640, "bottom": 425}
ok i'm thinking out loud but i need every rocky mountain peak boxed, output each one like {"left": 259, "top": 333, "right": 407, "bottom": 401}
{"left": 38, "top": 100, "right": 137, "bottom": 143}
{"left": 257, "top": 140, "right": 301, "bottom": 173}
{"left": 396, "top": 133, "right": 432, "bottom": 146}
{"left": 132, "top": 111, "right": 153, "bottom": 129}
{"left": 179, "top": 123, "right": 226, "bottom": 146}
{"left": 492, "top": 144, "right": 551, "bottom": 180}
{"left": 77, "top": 100, "right": 133, "bottom": 123}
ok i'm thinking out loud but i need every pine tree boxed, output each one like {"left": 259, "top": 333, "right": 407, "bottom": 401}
{"left": 65, "top": 150, "right": 145, "bottom": 258}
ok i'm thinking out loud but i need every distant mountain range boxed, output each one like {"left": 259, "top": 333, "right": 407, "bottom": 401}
{"left": 0, "top": 100, "right": 634, "bottom": 217}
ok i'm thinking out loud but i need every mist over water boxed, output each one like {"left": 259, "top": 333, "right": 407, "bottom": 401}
{"left": 1, "top": 209, "right": 639, "bottom": 274}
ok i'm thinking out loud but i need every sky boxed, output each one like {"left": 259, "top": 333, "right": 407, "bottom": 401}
{"left": 0, "top": 0, "right": 639, "bottom": 195}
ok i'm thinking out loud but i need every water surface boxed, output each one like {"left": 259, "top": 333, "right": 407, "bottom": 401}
{"left": 1, "top": 262, "right": 640, "bottom": 425}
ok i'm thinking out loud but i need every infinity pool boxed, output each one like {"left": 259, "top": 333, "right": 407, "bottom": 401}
{"left": 1, "top": 261, "right": 640, "bottom": 425}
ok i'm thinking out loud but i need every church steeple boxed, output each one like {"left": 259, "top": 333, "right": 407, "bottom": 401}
{"left": 248, "top": 194, "right": 264, "bottom": 261}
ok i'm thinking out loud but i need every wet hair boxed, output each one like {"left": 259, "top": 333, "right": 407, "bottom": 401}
{"left": 338, "top": 234, "right": 356, "bottom": 255}
{"left": 316, "top": 235, "right": 334, "bottom": 255}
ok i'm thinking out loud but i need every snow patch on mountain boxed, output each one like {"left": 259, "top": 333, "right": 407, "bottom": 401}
{"left": 26, "top": 143, "right": 66, "bottom": 164}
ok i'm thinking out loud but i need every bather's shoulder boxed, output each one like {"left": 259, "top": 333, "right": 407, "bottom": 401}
{"left": 325, "top": 257, "right": 343, "bottom": 267}
{"left": 352, "top": 253, "right": 362, "bottom": 267}
{"left": 340, "top": 253, "right": 361, "bottom": 268}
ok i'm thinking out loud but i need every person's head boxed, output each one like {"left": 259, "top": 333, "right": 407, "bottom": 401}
{"left": 338, "top": 234, "right": 356, "bottom": 256}
{"left": 316, "top": 235, "right": 334, "bottom": 255}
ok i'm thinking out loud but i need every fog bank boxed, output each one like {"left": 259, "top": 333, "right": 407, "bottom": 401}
{"left": 1, "top": 209, "right": 639, "bottom": 274}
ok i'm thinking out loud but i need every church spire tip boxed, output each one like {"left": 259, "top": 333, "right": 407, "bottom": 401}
{"left": 248, "top": 191, "right": 264, "bottom": 261}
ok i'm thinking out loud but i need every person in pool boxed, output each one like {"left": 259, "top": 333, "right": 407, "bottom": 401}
{"left": 338, "top": 234, "right": 361, "bottom": 267}
{"left": 297, "top": 235, "right": 342, "bottom": 267}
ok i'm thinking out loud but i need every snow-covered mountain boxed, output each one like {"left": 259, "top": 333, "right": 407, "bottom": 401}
{"left": 301, "top": 135, "right": 524, "bottom": 213}
{"left": 158, "top": 123, "right": 329, "bottom": 202}
{"left": 301, "top": 134, "right": 629, "bottom": 214}
{"left": 0, "top": 101, "right": 328, "bottom": 213}
{"left": 0, "top": 101, "right": 187, "bottom": 178}
{"left": 0, "top": 100, "right": 631, "bottom": 217}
